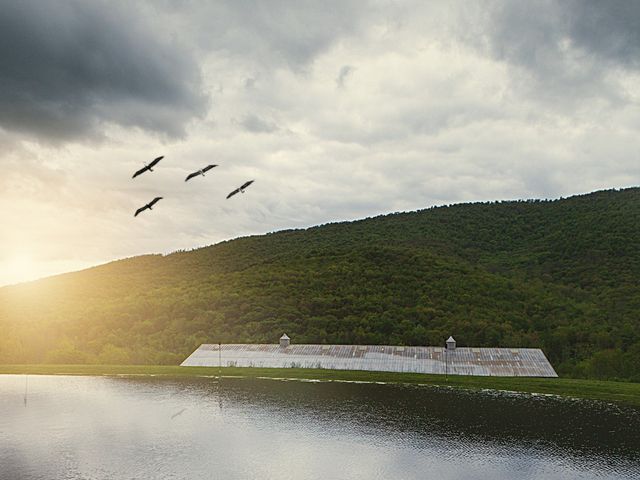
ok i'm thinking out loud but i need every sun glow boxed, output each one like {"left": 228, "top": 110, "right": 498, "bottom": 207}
{"left": 1, "top": 254, "right": 40, "bottom": 286}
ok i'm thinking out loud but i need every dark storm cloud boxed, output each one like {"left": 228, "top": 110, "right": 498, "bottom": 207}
{"left": 164, "top": 0, "right": 370, "bottom": 68}
{"left": 0, "top": 0, "right": 206, "bottom": 142}
{"left": 561, "top": 1, "right": 640, "bottom": 67}
{"left": 481, "top": 0, "right": 640, "bottom": 103}
{"left": 489, "top": 1, "right": 640, "bottom": 66}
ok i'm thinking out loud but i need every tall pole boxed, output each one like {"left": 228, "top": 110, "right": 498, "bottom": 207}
{"left": 445, "top": 346, "right": 448, "bottom": 381}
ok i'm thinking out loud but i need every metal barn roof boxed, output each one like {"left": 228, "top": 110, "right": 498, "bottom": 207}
{"left": 180, "top": 344, "right": 558, "bottom": 377}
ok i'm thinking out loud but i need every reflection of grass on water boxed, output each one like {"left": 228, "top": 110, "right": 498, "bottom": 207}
{"left": 2, "top": 364, "right": 639, "bottom": 407}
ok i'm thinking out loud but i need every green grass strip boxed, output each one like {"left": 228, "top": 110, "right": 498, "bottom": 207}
{"left": 1, "top": 364, "right": 638, "bottom": 407}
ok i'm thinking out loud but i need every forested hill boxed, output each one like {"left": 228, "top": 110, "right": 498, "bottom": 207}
{"left": 1, "top": 188, "right": 639, "bottom": 380}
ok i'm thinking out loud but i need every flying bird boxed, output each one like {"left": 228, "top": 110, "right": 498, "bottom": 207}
{"left": 132, "top": 156, "right": 164, "bottom": 179}
{"left": 171, "top": 408, "right": 187, "bottom": 420}
{"left": 134, "top": 197, "right": 163, "bottom": 217}
{"left": 185, "top": 164, "right": 218, "bottom": 182}
{"left": 226, "top": 180, "right": 254, "bottom": 199}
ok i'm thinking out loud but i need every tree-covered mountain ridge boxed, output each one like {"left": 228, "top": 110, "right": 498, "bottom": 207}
{"left": 1, "top": 187, "right": 639, "bottom": 380}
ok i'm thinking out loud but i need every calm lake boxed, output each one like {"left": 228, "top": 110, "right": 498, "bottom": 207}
{"left": 0, "top": 375, "right": 638, "bottom": 479}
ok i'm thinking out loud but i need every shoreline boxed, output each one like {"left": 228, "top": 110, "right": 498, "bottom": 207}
{"left": 1, "top": 364, "right": 639, "bottom": 407}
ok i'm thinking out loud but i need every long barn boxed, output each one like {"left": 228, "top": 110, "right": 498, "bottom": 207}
{"left": 181, "top": 335, "right": 558, "bottom": 377}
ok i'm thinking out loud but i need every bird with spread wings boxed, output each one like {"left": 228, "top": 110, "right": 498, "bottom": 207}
{"left": 134, "top": 197, "right": 163, "bottom": 217}
{"left": 185, "top": 164, "right": 218, "bottom": 182}
{"left": 226, "top": 180, "right": 254, "bottom": 199}
{"left": 132, "top": 156, "right": 164, "bottom": 179}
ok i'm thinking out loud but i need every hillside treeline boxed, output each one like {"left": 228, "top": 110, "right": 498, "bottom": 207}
{"left": 1, "top": 188, "right": 639, "bottom": 381}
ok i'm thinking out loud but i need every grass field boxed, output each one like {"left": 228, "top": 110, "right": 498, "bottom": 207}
{"left": 1, "top": 364, "right": 639, "bottom": 407}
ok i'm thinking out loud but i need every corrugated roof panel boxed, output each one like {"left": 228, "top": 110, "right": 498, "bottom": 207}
{"left": 181, "top": 344, "right": 557, "bottom": 377}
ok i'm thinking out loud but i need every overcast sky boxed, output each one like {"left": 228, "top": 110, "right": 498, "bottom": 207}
{"left": 1, "top": 0, "right": 639, "bottom": 286}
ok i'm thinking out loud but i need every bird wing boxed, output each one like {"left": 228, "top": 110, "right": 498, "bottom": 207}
{"left": 132, "top": 166, "right": 148, "bottom": 179}
{"left": 226, "top": 187, "right": 241, "bottom": 199}
{"left": 202, "top": 164, "right": 218, "bottom": 173}
{"left": 149, "top": 196, "right": 163, "bottom": 207}
{"left": 185, "top": 171, "right": 199, "bottom": 182}
{"left": 149, "top": 156, "right": 164, "bottom": 168}
{"left": 134, "top": 205, "right": 147, "bottom": 217}
{"left": 241, "top": 180, "right": 254, "bottom": 190}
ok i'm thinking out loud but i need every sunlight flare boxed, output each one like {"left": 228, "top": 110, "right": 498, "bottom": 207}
{"left": 1, "top": 253, "right": 39, "bottom": 286}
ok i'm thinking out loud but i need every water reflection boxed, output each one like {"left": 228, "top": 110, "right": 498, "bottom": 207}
{"left": 0, "top": 375, "right": 638, "bottom": 480}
